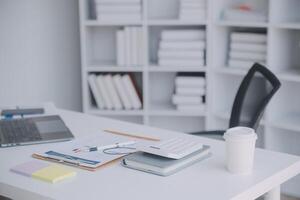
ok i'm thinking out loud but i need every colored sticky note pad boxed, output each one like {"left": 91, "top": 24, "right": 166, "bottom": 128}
{"left": 11, "top": 161, "right": 76, "bottom": 183}
{"left": 10, "top": 160, "right": 49, "bottom": 177}
{"left": 32, "top": 165, "right": 76, "bottom": 183}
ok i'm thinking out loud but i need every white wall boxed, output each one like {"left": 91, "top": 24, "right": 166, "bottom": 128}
{"left": 0, "top": 0, "right": 82, "bottom": 111}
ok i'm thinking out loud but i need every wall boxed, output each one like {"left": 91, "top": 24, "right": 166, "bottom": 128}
{"left": 0, "top": 0, "right": 82, "bottom": 111}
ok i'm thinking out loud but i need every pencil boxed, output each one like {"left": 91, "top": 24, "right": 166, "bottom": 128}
{"left": 103, "top": 129, "right": 160, "bottom": 141}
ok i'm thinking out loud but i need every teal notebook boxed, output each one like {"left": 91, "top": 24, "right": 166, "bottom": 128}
{"left": 122, "top": 145, "right": 211, "bottom": 176}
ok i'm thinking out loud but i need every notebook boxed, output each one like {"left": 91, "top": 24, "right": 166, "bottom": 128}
{"left": 137, "top": 137, "right": 205, "bottom": 159}
{"left": 10, "top": 160, "right": 76, "bottom": 183}
{"left": 122, "top": 145, "right": 211, "bottom": 176}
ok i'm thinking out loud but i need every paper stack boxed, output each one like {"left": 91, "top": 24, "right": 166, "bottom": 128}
{"left": 11, "top": 161, "right": 76, "bottom": 183}
{"left": 228, "top": 32, "right": 267, "bottom": 69}
{"left": 88, "top": 73, "right": 142, "bottom": 110}
{"left": 116, "top": 27, "right": 143, "bottom": 66}
{"left": 172, "top": 73, "right": 206, "bottom": 112}
{"left": 179, "top": 0, "right": 207, "bottom": 21}
{"left": 158, "top": 29, "right": 206, "bottom": 67}
{"left": 95, "top": 0, "right": 142, "bottom": 21}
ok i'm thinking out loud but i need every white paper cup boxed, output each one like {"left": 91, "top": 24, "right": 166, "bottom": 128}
{"left": 223, "top": 127, "right": 257, "bottom": 175}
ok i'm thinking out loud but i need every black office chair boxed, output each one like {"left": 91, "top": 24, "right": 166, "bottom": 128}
{"left": 0, "top": 196, "right": 12, "bottom": 200}
{"left": 191, "top": 63, "right": 281, "bottom": 139}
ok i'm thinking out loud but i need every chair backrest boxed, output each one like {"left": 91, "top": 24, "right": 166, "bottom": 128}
{"left": 229, "top": 63, "right": 281, "bottom": 131}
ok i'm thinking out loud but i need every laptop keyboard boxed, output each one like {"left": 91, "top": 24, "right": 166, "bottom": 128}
{"left": 0, "top": 119, "right": 41, "bottom": 143}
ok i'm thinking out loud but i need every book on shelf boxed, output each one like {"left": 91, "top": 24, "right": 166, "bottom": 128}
{"left": 176, "top": 72, "right": 206, "bottom": 77}
{"left": 159, "top": 59, "right": 205, "bottom": 67}
{"left": 179, "top": 1, "right": 207, "bottom": 10}
{"left": 179, "top": 0, "right": 207, "bottom": 20}
{"left": 96, "top": 4, "right": 141, "bottom": 13}
{"left": 222, "top": 8, "right": 267, "bottom": 22}
{"left": 175, "top": 73, "right": 206, "bottom": 87}
{"left": 131, "top": 27, "right": 138, "bottom": 66}
{"left": 161, "top": 30, "right": 206, "bottom": 41}
{"left": 229, "top": 51, "right": 266, "bottom": 62}
{"left": 122, "top": 74, "right": 142, "bottom": 109}
{"left": 158, "top": 29, "right": 206, "bottom": 67}
{"left": 90, "top": 73, "right": 142, "bottom": 110}
{"left": 158, "top": 50, "right": 204, "bottom": 59}
{"left": 97, "top": 13, "right": 141, "bottom": 21}
{"left": 112, "top": 74, "right": 133, "bottom": 110}
{"left": 180, "top": 9, "right": 206, "bottom": 16}
{"left": 103, "top": 75, "right": 123, "bottom": 110}
{"left": 179, "top": 12, "right": 206, "bottom": 21}
{"left": 180, "top": 2, "right": 206, "bottom": 10}
{"left": 124, "top": 27, "right": 132, "bottom": 66}
{"left": 176, "top": 87, "right": 206, "bottom": 96}
{"left": 116, "top": 30, "right": 125, "bottom": 66}
{"left": 88, "top": 74, "right": 105, "bottom": 109}
{"left": 230, "top": 42, "right": 267, "bottom": 53}
{"left": 160, "top": 41, "right": 206, "bottom": 50}
{"left": 228, "top": 59, "right": 266, "bottom": 69}
{"left": 137, "top": 28, "right": 143, "bottom": 65}
{"left": 176, "top": 104, "right": 206, "bottom": 112}
{"left": 172, "top": 95, "right": 204, "bottom": 105}
{"left": 95, "top": 0, "right": 142, "bottom": 21}
{"left": 95, "top": 0, "right": 141, "bottom": 3}
{"left": 230, "top": 32, "right": 267, "bottom": 43}
{"left": 117, "top": 27, "right": 142, "bottom": 66}
{"left": 96, "top": 75, "right": 114, "bottom": 109}
{"left": 180, "top": 0, "right": 206, "bottom": 5}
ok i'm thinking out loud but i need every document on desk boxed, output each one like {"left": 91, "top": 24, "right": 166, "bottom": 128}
{"left": 33, "top": 131, "right": 138, "bottom": 171}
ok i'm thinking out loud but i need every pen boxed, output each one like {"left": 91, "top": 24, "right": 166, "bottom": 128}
{"left": 103, "top": 129, "right": 160, "bottom": 141}
{"left": 73, "top": 141, "right": 136, "bottom": 153}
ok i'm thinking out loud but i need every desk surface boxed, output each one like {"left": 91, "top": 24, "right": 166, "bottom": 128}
{"left": 1, "top": 110, "right": 300, "bottom": 200}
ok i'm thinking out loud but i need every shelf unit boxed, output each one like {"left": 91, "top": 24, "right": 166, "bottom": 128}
{"left": 79, "top": 0, "right": 300, "bottom": 196}
{"left": 79, "top": 0, "right": 208, "bottom": 134}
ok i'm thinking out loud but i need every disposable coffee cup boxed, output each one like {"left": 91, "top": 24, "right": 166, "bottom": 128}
{"left": 223, "top": 127, "right": 257, "bottom": 175}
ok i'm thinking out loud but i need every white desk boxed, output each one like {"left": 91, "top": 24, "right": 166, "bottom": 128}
{"left": 1, "top": 110, "right": 300, "bottom": 200}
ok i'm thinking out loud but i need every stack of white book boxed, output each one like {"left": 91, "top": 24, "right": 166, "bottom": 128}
{"left": 228, "top": 32, "right": 267, "bottom": 69}
{"left": 222, "top": 3, "right": 268, "bottom": 22}
{"left": 158, "top": 29, "right": 206, "bottom": 67}
{"left": 88, "top": 73, "right": 142, "bottom": 110}
{"left": 223, "top": 8, "right": 267, "bottom": 22}
{"left": 172, "top": 73, "right": 206, "bottom": 112}
{"left": 95, "top": 0, "right": 142, "bottom": 21}
{"left": 179, "top": 0, "right": 206, "bottom": 21}
{"left": 116, "top": 27, "right": 143, "bottom": 66}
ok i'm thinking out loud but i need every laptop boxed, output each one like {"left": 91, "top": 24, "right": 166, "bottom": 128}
{"left": 0, "top": 115, "right": 74, "bottom": 147}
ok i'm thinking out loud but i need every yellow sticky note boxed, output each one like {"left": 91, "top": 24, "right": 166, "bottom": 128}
{"left": 32, "top": 165, "right": 76, "bottom": 183}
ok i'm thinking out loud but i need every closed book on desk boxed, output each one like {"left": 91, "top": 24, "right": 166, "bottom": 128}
{"left": 122, "top": 146, "right": 211, "bottom": 176}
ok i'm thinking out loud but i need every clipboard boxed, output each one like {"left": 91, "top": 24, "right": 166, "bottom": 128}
{"left": 32, "top": 129, "right": 160, "bottom": 171}
{"left": 32, "top": 153, "right": 121, "bottom": 171}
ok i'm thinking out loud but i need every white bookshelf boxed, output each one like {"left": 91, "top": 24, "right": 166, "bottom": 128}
{"left": 79, "top": 0, "right": 300, "bottom": 197}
